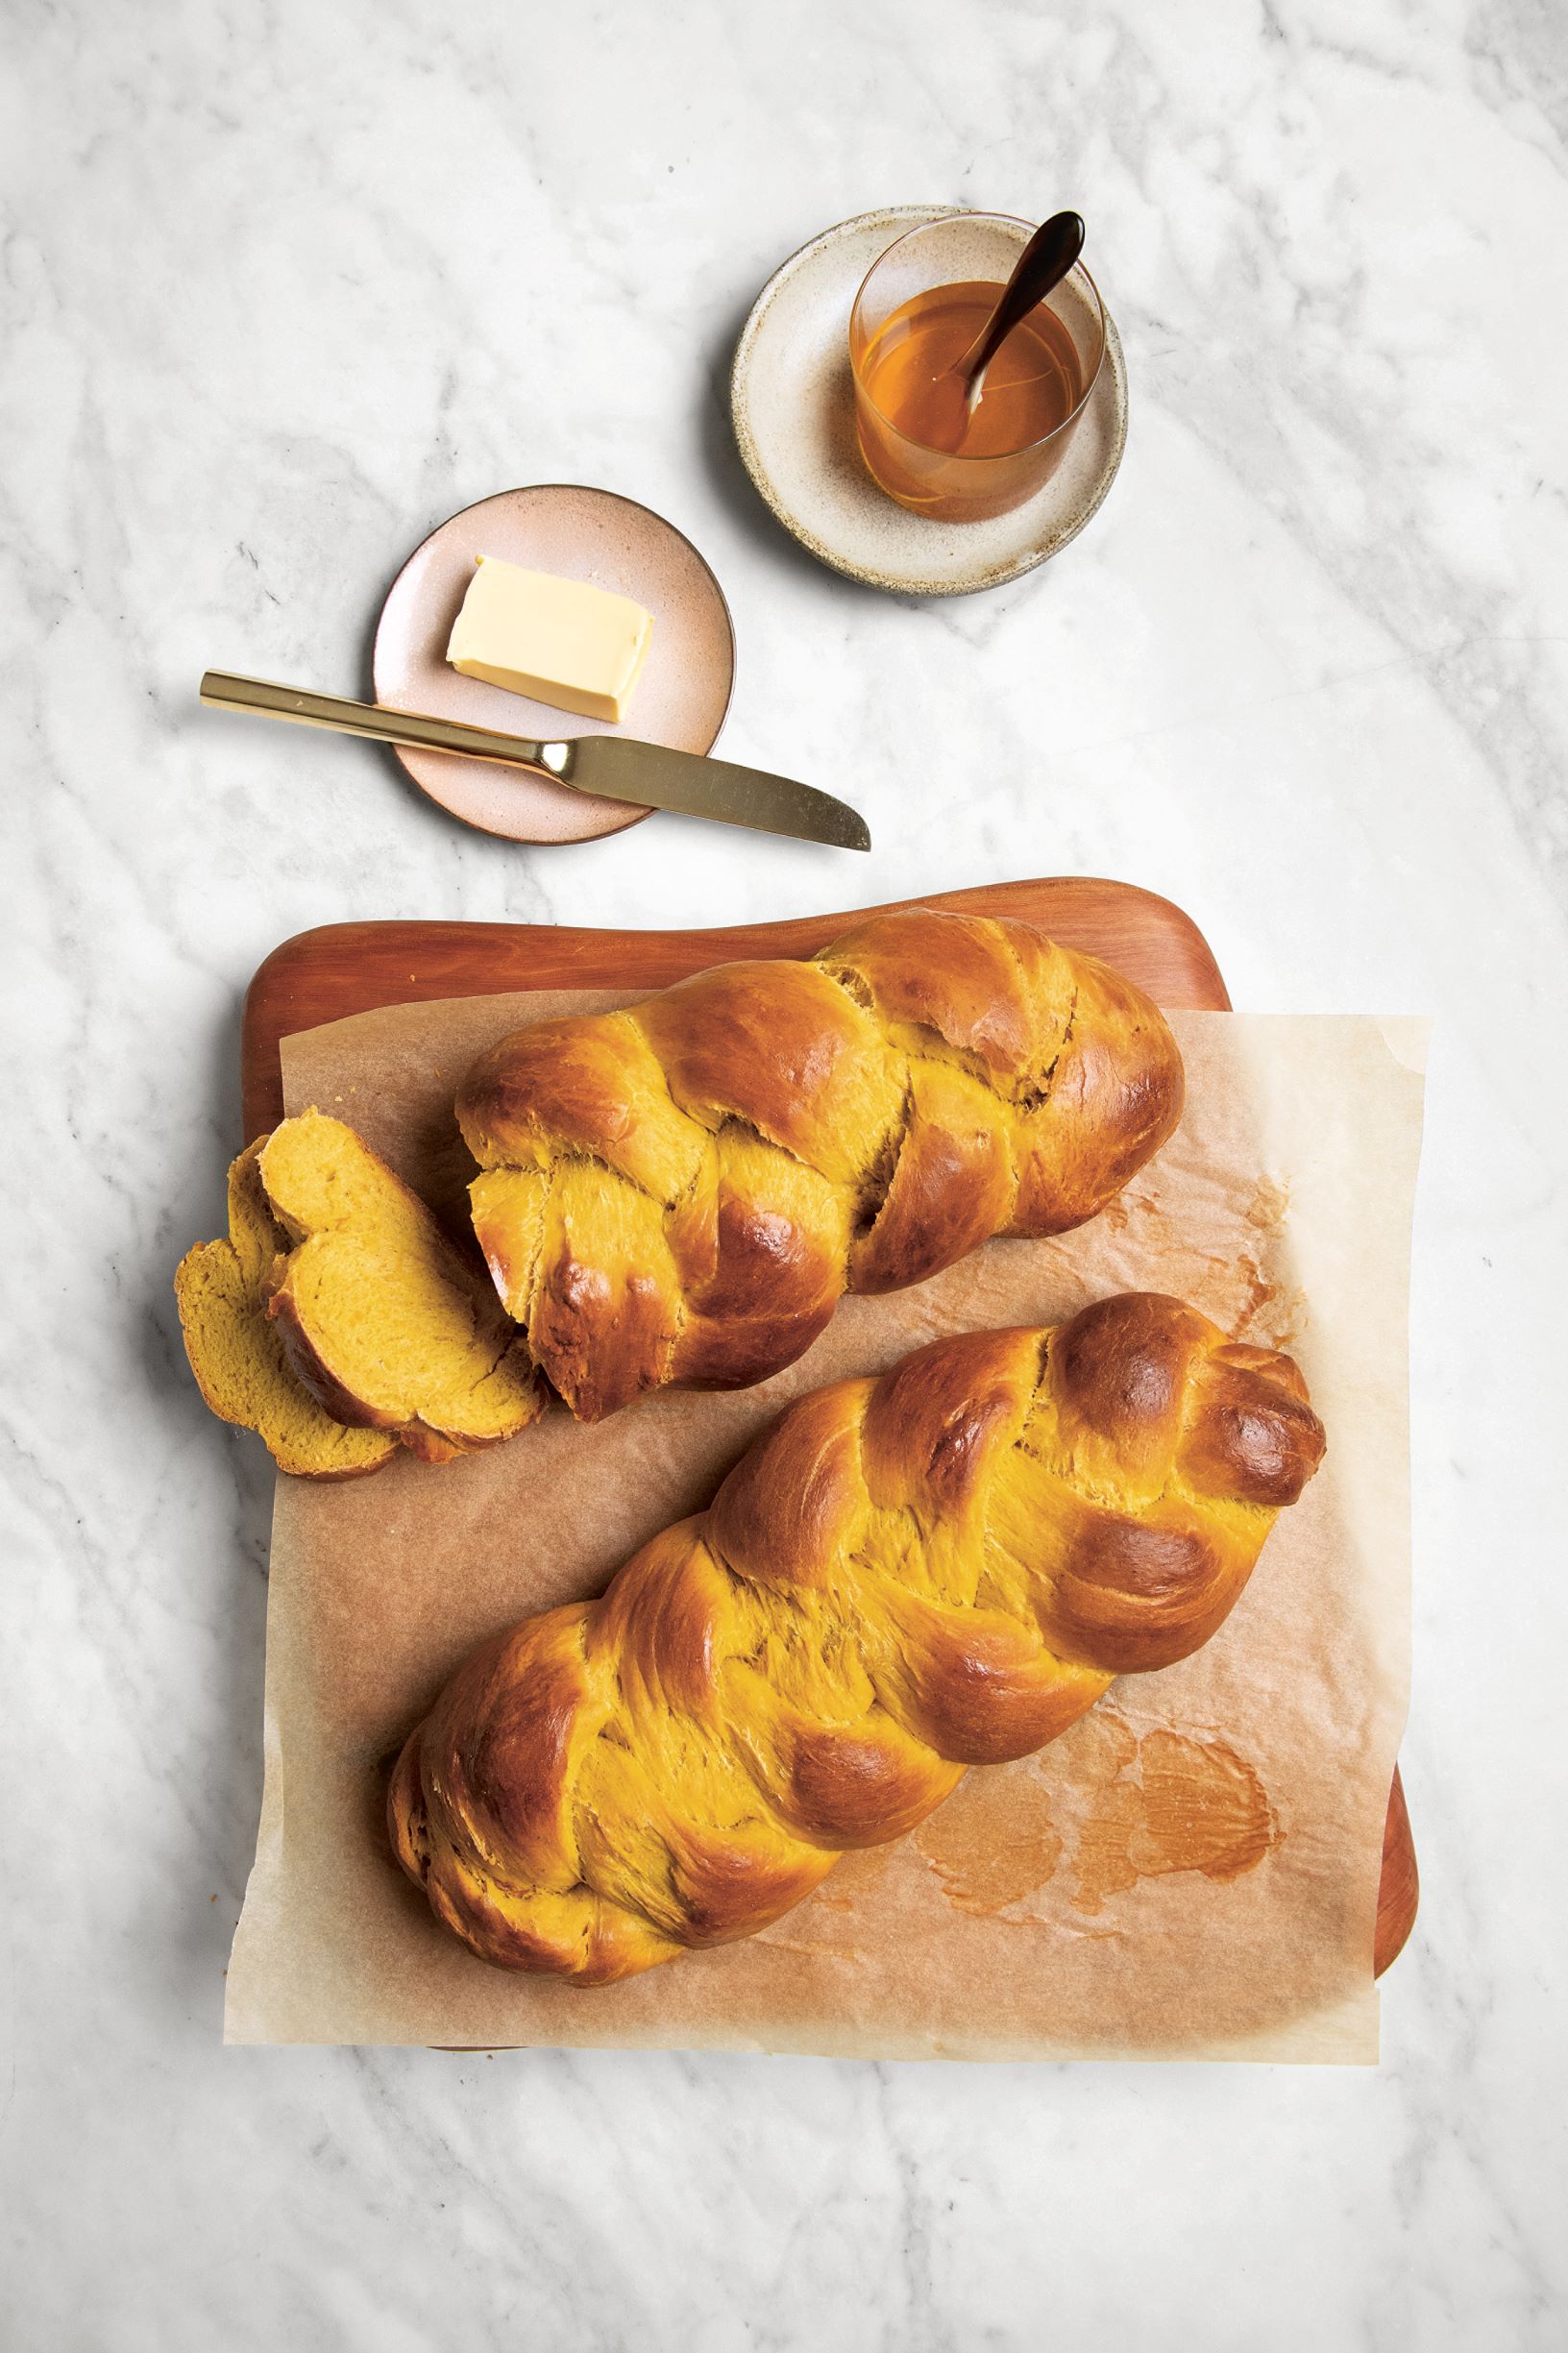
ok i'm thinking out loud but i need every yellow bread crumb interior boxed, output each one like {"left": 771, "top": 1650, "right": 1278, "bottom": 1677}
{"left": 174, "top": 1140, "right": 397, "bottom": 1479}
{"left": 176, "top": 1112, "right": 544, "bottom": 1476}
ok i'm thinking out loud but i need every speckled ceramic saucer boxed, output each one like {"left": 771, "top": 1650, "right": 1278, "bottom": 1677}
{"left": 373, "top": 486, "right": 735, "bottom": 845}
{"left": 730, "top": 208, "right": 1128, "bottom": 597}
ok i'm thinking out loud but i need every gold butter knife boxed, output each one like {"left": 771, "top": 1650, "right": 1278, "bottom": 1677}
{"left": 199, "top": 672, "right": 871, "bottom": 851}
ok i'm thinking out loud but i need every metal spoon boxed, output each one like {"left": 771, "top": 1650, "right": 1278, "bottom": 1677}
{"left": 957, "top": 209, "right": 1087, "bottom": 419}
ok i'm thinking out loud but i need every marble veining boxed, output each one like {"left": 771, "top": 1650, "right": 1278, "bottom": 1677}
{"left": 2, "top": 0, "right": 1565, "bottom": 2343}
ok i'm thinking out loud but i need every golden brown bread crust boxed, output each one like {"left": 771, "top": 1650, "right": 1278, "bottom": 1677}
{"left": 388, "top": 1292, "right": 1324, "bottom": 1986}
{"left": 456, "top": 908, "right": 1186, "bottom": 1421}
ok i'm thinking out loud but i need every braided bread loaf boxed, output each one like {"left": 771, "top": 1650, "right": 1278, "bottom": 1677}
{"left": 456, "top": 909, "right": 1184, "bottom": 1422}
{"left": 388, "top": 1292, "right": 1324, "bottom": 1985}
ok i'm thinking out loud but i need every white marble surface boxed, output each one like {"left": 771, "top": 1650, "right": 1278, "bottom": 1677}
{"left": 3, "top": 0, "right": 1565, "bottom": 2342}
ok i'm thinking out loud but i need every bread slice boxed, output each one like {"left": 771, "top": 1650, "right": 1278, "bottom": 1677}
{"left": 176, "top": 1112, "right": 546, "bottom": 1476}
{"left": 257, "top": 1111, "right": 545, "bottom": 1461}
{"left": 175, "top": 1139, "right": 398, "bottom": 1480}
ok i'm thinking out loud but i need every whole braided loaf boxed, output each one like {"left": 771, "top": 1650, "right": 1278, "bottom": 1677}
{"left": 388, "top": 1292, "right": 1325, "bottom": 1985}
{"left": 455, "top": 909, "right": 1184, "bottom": 1421}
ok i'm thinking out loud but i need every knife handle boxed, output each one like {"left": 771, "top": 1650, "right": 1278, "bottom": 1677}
{"left": 198, "top": 672, "right": 571, "bottom": 777}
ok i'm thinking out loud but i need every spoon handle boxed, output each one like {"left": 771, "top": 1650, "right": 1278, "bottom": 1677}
{"left": 960, "top": 209, "right": 1086, "bottom": 400}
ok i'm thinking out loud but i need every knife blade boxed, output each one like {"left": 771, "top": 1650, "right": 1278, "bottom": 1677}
{"left": 198, "top": 673, "right": 871, "bottom": 851}
{"left": 556, "top": 733, "right": 870, "bottom": 850}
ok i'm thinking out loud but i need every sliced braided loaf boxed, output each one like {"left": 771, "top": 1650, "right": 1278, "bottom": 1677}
{"left": 388, "top": 1292, "right": 1324, "bottom": 1985}
{"left": 456, "top": 908, "right": 1185, "bottom": 1421}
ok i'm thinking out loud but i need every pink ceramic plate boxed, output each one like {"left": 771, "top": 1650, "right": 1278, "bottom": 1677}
{"left": 372, "top": 485, "right": 736, "bottom": 845}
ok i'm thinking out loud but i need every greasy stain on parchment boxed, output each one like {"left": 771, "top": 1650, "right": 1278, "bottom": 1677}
{"left": 907, "top": 1710, "right": 1277, "bottom": 1920}
{"left": 1097, "top": 1171, "right": 1303, "bottom": 1352}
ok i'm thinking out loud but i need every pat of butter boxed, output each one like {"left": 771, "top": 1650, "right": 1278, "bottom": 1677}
{"left": 446, "top": 555, "right": 652, "bottom": 723}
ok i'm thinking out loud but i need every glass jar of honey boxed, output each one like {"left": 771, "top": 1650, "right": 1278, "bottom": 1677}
{"left": 849, "top": 213, "right": 1106, "bottom": 523}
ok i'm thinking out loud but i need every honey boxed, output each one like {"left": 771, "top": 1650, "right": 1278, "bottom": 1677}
{"left": 852, "top": 278, "right": 1089, "bottom": 522}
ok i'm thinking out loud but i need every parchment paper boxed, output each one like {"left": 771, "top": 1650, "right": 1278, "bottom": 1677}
{"left": 224, "top": 994, "right": 1426, "bottom": 2060}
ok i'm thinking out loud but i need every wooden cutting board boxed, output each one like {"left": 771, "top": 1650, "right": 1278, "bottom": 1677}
{"left": 241, "top": 874, "right": 1417, "bottom": 1979}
